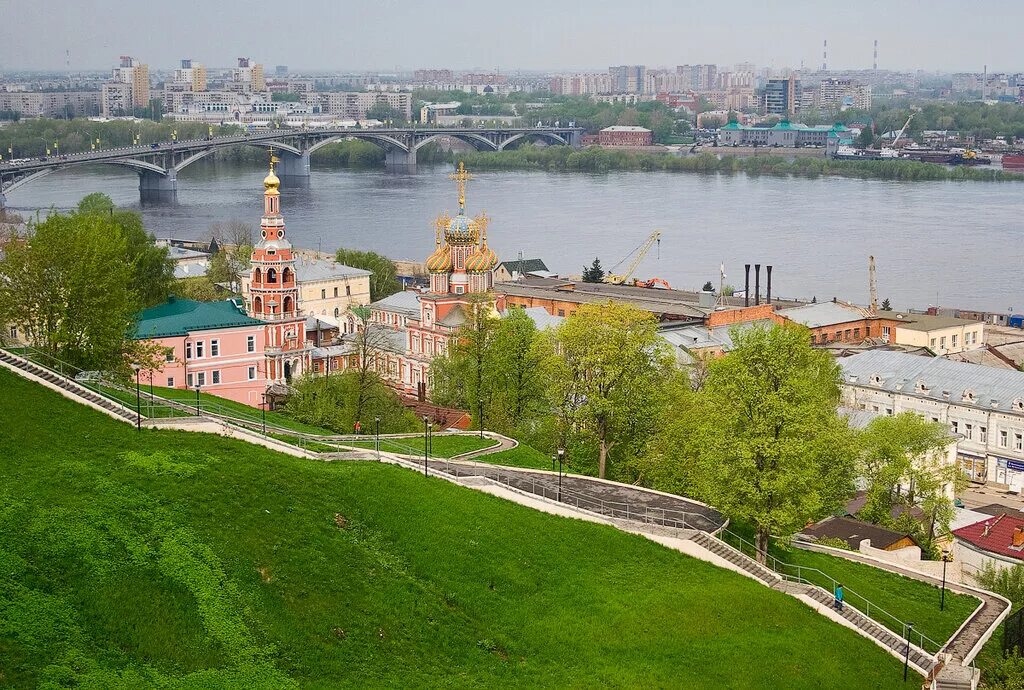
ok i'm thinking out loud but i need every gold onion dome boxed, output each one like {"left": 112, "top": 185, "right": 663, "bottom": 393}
{"left": 466, "top": 242, "right": 498, "bottom": 272}
{"left": 426, "top": 243, "right": 453, "bottom": 273}
{"left": 264, "top": 154, "right": 281, "bottom": 193}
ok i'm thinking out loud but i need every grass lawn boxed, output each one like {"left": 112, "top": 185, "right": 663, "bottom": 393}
{"left": 343, "top": 434, "right": 499, "bottom": 458}
{"left": 0, "top": 367, "right": 915, "bottom": 688}
{"left": 472, "top": 444, "right": 555, "bottom": 470}
{"left": 145, "top": 384, "right": 334, "bottom": 435}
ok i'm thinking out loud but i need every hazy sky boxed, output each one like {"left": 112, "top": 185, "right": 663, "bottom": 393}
{"left": 2, "top": 0, "right": 1020, "bottom": 73}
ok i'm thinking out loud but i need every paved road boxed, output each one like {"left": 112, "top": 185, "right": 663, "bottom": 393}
{"left": 429, "top": 458, "right": 725, "bottom": 533}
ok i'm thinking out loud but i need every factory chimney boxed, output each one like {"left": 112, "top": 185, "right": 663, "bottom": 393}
{"left": 822, "top": 39, "right": 828, "bottom": 72}
{"left": 744, "top": 264, "right": 751, "bottom": 307}
{"left": 754, "top": 264, "right": 761, "bottom": 306}
{"left": 766, "top": 265, "right": 773, "bottom": 304}
{"left": 873, "top": 39, "right": 878, "bottom": 70}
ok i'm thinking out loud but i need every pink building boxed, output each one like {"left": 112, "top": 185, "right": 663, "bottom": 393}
{"left": 134, "top": 297, "right": 268, "bottom": 406}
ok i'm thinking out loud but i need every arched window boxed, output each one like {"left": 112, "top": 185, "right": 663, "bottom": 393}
{"left": 253, "top": 267, "right": 262, "bottom": 284}
{"left": 334, "top": 307, "right": 340, "bottom": 318}
{"left": 253, "top": 296, "right": 263, "bottom": 313}
{"left": 282, "top": 267, "right": 293, "bottom": 284}
{"left": 283, "top": 295, "right": 294, "bottom": 314}
{"left": 266, "top": 268, "right": 277, "bottom": 284}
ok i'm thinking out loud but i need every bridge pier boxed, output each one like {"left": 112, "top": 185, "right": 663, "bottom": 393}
{"left": 138, "top": 169, "right": 177, "bottom": 203}
{"left": 275, "top": 150, "right": 310, "bottom": 179}
{"left": 385, "top": 147, "right": 417, "bottom": 171}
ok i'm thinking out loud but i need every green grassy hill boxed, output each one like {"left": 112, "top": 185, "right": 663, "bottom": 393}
{"left": 0, "top": 367, "right": 912, "bottom": 688}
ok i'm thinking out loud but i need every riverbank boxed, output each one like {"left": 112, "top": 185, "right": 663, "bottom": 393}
{"left": 449, "top": 146, "right": 1024, "bottom": 182}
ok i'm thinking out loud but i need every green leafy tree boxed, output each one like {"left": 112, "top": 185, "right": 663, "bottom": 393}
{"left": 284, "top": 372, "right": 417, "bottom": 434}
{"left": 676, "top": 323, "right": 857, "bottom": 561}
{"left": 880, "top": 298, "right": 892, "bottom": 311}
{"left": 348, "top": 305, "right": 404, "bottom": 423}
{"left": 335, "top": 248, "right": 401, "bottom": 302}
{"left": 77, "top": 194, "right": 174, "bottom": 307}
{"left": 976, "top": 562, "right": 1024, "bottom": 609}
{"left": 174, "top": 277, "right": 221, "bottom": 302}
{"left": 430, "top": 295, "right": 499, "bottom": 431}
{"left": 858, "top": 412, "right": 963, "bottom": 554}
{"left": 857, "top": 126, "right": 875, "bottom": 148}
{"left": 0, "top": 210, "right": 138, "bottom": 372}
{"left": 581, "top": 258, "right": 605, "bottom": 283}
{"left": 486, "top": 307, "right": 547, "bottom": 433}
{"left": 547, "top": 302, "right": 672, "bottom": 479}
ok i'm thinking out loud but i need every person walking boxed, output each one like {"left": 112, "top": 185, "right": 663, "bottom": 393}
{"left": 834, "top": 583, "right": 844, "bottom": 612}
{"left": 354, "top": 420, "right": 362, "bottom": 435}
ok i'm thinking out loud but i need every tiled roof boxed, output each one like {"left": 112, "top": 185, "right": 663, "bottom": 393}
{"left": 497, "top": 258, "right": 548, "bottom": 274}
{"left": 135, "top": 298, "right": 263, "bottom": 338}
{"left": 800, "top": 516, "right": 916, "bottom": 550}
{"left": 778, "top": 301, "right": 872, "bottom": 328}
{"left": 839, "top": 350, "right": 1024, "bottom": 412}
{"left": 953, "top": 513, "right": 1024, "bottom": 561}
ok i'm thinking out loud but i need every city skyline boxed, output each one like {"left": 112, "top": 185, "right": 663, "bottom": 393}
{"left": 3, "top": 0, "right": 1024, "bottom": 74}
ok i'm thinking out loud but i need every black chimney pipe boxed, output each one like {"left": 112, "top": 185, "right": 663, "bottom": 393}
{"left": 754, "top": 264, "right": 761, "bottom": 306}
{"left": 744, "top": 264, "right": 750, "bottom": 307}
{"left": 766, "top": 265, "right": 773, "bottom": 304}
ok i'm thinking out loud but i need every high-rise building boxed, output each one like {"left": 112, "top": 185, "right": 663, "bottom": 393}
{"left": 609, "top": 65, "right": 647, "bottom": 94}
{"left": 173, "top": 59, "right": 207, "bottom": 92}
{"left": 233, "top": 57, "right": 266, "bottom": 92}
{"left": 761, "top": 78, "right": 801, "bottom": 116}
{"left": 817, "top": 78, "right": 872, "bottom": 112}
{"left": 676, "top": 64, "right": 718, "bottom": 92}
{"left": 110, "top": 55, "right": 150, "bottom": 109}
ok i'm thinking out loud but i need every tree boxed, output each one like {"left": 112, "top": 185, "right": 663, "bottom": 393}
{"left": 429, "top": 294, "right": 499, "bottom": 431}
{"left": 676, "top": 323, "right": 857, "bottom": 561}
{"left": 0, "top": 210, "right": 138, "bottom": 373}
{"left": 487, "top": 307, "right": 546, "bottom": 433}
{"left": 702, "top": 281, "right": 715, "bottom": 292}
{"left": 857, "top": 126, "right": 875, "bottom": 149}
{"left": 547, "top": 302, "right": 673, "bottom": 479}
{"left": 581, "top": 258, "right": 605, "bottom": 283}
{"left": 880, "top": 298, "right": 892, "bottom": 311}
{"left": 348, "top": 305, "right": 402, "bottom": 423}
{"left": 335, "top": 248, "right": 401, "bottom": 302}
{"left": 174, "top": 276, "right": 221, "bottom": 302}
{"left": 284, "top": 372, "right": 417, "bottom": 434}
{"left": 976, "top": 562, "right": 1024, "bottom": 609}
{"left": 858, "top": 413, "right": 962, "bottom": 554}
{"left": 77, "top": 194, "right": 174, "bottom": 308}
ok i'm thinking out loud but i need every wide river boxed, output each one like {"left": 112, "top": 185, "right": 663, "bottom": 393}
{"left": 6, "top": 160, "right": 1022, "bottom": 312}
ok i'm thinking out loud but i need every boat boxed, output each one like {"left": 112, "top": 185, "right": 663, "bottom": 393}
{"left": 1002, "top": 153, "right": 1024, "bottom": 170}
{"left": 899, "top": 148, "right": 993, "bottom": 166}
{"left": 831, "top": 145, "right": 900, "bottom": 161}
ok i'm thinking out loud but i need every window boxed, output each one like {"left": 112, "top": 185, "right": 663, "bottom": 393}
{"left": 965, "top": 423, "right": 973, "bottom": 440}
{"left": 186, "top": 373, "right": 194, "bottom": 387}
{"left": 930, "top": 338, "right": 936, "bottom": 348}
{"left": 212, "top": 370, "right": 221, "bottom": 384}
{"left": 981, "top": 426, "right": 988, "bottom": 443}
{"left": 247, "top": 335, "right": 255, "bottom": 353}
{"left": 1001, "top": 430, "right": 1009, "bottom": 448}
{"left": 186, "top": 342, "right": 193, "bottom": 360}
{"left": 211, "top": 339, "right": 219, "bottom": 357}
{"left": 165, "top": 350, "right": 174, "bottom": 362}
{"left": 334, "top": 307, "right": 340, "bottom": 318}
{"left": 951, "top": 421, "right": 959, "bottom": 435}
{"left": 557, "top": 309, "right": 566, "bottom": 317}
{"left": 334, "top": 287, "right": 339, "bottom": 297}
{"left": 844, "top": 329, "right": 852, "bottom": 340}
{"left": 196, "top": 372, "right": 206, "bottom": 387}
{"left": 940, "top": 336, "right": 946, "bottom": 349}
{"left": 882, "top": 326, "right": 890, "bottom": 341}
{"left": 853, "top": 328, "right": 860, "bottom": 339}
{"left": 346, "top": 285, "right": 351, "bottom": 296}
{"left": 835, "top": 330, "right": 842, "bottom": 341}
{"left": 8, "top": 326, "right": 16, "bottom": 339}
{"left": 248, "top": 366, "right": 256, "bottom": 380}
{"left": 321, "top": 289, "right": 326, "bottom": 299}
{"left": 195, "top": 341, "right": 204, "bottom": 358}
{"left": 952, "top": 334, "right": 958, "bottom": 348}
{"left": 885, "top": 408, "right": 893, "bottom": 416}
{"left": 167, "top": 377, "right": 174, "bottom": 387}
{"left": 1017, "top": 433, "right": 1023, "bottom": 452}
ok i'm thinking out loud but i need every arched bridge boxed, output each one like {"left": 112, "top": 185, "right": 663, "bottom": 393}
{"left": 0, "top": 126, "right": 584, "bottom": 205}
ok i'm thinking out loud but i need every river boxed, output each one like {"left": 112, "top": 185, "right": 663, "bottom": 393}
{"left": 5, "top": 159, "right": 1022, "bottom": 313}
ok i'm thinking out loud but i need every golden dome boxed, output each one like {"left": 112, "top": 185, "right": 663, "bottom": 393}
{"left": 264, "top": 153, "right": 280, "bottom": 194}
{"left": 466, "top": 242, "right": 498, "bottom": 273}
{"left": 426, "top": 243, "right": 453, "bottom": 273}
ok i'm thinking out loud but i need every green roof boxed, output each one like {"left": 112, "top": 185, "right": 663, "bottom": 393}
{"left": 134, "top": 297, "right": 263, "bottom": 339}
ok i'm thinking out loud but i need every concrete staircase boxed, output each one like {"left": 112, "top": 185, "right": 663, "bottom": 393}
{"left": 0, "top": 350, "right": 137, "bottom": 424}
{"left": 689, "top": 530, "right": 938, "bottom": 676}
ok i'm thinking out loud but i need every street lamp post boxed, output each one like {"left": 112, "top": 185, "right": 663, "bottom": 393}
{"left": 940, "top": 550, "right": 952, "bottom": 611}
{"left": 423, "top": 415, "right": 429, "bottom": 477}
{"left": 194, "top": 384, "right": 201, "bottom": 415}
{"left": 903, "top": 623, "right": 914, "bottom": 682}
{"left": 551, "top": 453, "right": 556, "bottom": 472}
{"left": 557, "top": 448, "right": 565, "bottom": 502}
{"left": 261, "top": 392, "right": 267, "bottom": 436}
{"left": 478, "top": 398, "right": 484, "bottom": 439}
{"left": 131, "top": 364, "right": 141, "bottom": 430}
{"left": 375, "top": 415, "right": 381, "bottom": 460}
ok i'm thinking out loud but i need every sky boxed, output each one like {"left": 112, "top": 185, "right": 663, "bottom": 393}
{"left": 2, "top": 0, "right": 1021, "bottom": 74}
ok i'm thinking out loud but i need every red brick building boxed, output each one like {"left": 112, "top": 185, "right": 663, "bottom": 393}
{"left": 597, "top": 126, "right": 653, "bottom": 146}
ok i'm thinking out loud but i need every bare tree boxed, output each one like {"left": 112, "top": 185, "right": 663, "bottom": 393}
{"left": 349, "top": 306, "right": 400, "bottom": 421}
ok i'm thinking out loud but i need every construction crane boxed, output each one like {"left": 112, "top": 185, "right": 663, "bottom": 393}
{"left": 868, "top": 255, "right": 878, "bottom": 313}
{"left": 890, "top": 113, "right": 914, "bottom": 149}
{"left": 603, "top": 230, "right": 662, "bottom": 285}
